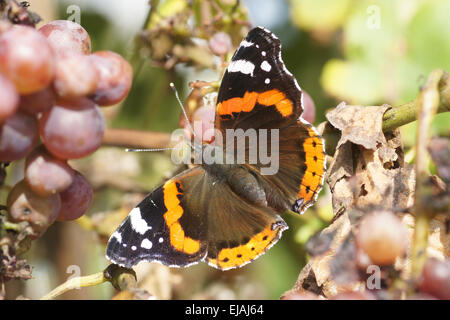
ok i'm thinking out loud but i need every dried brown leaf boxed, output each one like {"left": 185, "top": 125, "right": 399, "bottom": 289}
{"left": 288, "top": 100, "right": 450, "bottom": 299}
{"left": 327, "top": 141, "right": 354, "bottom": 190}
{"left": 305, "top": 230, "right": 337, "bottom": 257}
{"left": 326, "top": 129, "right": 415, "bottom": 213}
{"left": 326, "top": 103, "right": 391, "bottom": 150}
{"left": 329, "top": 234, "right": 360, "bottom": 285}
{"left": 286, "top": 211, "right": 361, "bottom": 297}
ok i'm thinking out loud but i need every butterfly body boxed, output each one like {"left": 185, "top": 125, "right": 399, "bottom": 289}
{"left": 106, "top": 27, "right": 326, "bottom": 270}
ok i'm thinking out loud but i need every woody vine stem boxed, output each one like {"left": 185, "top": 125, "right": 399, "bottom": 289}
{"left": 410, "top": 69, "right": 444, "bottom": 280}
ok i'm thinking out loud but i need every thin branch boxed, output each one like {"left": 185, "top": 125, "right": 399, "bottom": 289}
{"left": 410, "top": 69, "right": 444, "bottom": 281}
{"left": 382, "top": 71, "right": 450, "bottom": 132}
{"left": 40, "top": 264, "right": 137, "bottom": 300}
{"left": 40, "top": 271, "right": 106, "bottom": 300}
{"left": 102, "top": 128, "right": 171, "bottom": 150}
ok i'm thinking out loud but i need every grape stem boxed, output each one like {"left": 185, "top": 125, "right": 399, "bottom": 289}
{"left": 409, "top": 69, "right": 444, "bottom": 283}
{"left": 40, "top": 264, "right": 137, "bottom": 300}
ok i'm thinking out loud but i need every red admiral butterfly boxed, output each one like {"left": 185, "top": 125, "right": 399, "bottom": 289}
{"left": 106, "top": 27, "right": 326, "bottom": 270}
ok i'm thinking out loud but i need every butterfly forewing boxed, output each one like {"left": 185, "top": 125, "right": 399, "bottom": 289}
{"left": 216, "top": 27, "right": 303, "bottom": 132}
{"left": 106, "top": 167, "right": 208, "bottom": 268}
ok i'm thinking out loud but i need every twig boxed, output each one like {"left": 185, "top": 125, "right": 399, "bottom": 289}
{"left": 40, "top": 264, "right": 137, "bottom": 300}
{"left": 382, "top": 71, "right": 450, "bottom": 132}
{"left": 40, "top": 271, "right": 106, "bottom": 300}
{"left": 102, "top": 128, "right": 171, "bottom": 150}
{"left": 410, "top": 69, "right": 444, "bottom": 281}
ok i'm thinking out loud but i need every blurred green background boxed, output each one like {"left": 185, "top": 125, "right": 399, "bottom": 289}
{"left": 10, "top": 0, "right": 449, "bottom": 300}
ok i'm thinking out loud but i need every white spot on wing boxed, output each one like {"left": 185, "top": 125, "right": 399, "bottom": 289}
{"left": 265, "top": 78, "right": 270, "bottom": 84}
{"left": 141, "top": 239, "right": 153, "bottom": 249}
{"left": 262, "top": 51, "right": 266, "bottom": 56}
{"left": 261, "top": 60, "right": 271, "bottom": 72}
{"left": 227, "top": 59, "right": 255, "bottom": 76}
{"left": 131, "top": 245, "right": 137, "bottom": 251}
{"left": 240, "top": 39, "right": 253, "bottom": 47}
{"left": 129, "top": 207, "right": 151, "bottom": 235}
{"left": 159, "top": 237, "right": 164, "bottom": 243}
{"left": 112, "top": 231, "right": 122, "bottom": 243}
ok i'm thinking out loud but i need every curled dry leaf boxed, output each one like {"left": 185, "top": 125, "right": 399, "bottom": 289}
{"left": 0, "top": 216, "right": 34, "bottom": 286}
{"left": 305, "top": 229, "right": 337, "bottom": 257}
{"left": 326, "top": 102, "right": 390, "bottom": 150}
{"left": 329, "top": 234, "right": 360, "bottom": 285}
{"left": 325, "top": 103, "right": 415, "bottom": 213}
{"left": 0, "top": 245, "right": 33, "bottom": 282}
{"left": 284, "top": 211, "right": 357, "bottom": 298}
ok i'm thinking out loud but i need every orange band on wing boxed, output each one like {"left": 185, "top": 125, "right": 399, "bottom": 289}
{"left": 163, "top": 180, "right": 200, "bottom": 255}
{"left": 275, "top": 99, "right": 293, "bottom": 117}
{"left": 217, "top": 90, "right": 293, "bottom": 117}
{"left": 217, "top": 91, "right": 258, "bottom": 116}
{"left": 257, "top": 89, "right": 285, "bottom": 106}
{"left": 207, "top": 223, "right": 282, "bottom": 270}
{"left": 297, "top": 127, "right": 326, "bottom": 202}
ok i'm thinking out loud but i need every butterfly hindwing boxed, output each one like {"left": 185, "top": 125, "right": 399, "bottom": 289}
{"left": 244, "top": 120, "right": 326, "bottom": 214}
{"left": 201, "top": 171, "right": 288, "bottom": 270}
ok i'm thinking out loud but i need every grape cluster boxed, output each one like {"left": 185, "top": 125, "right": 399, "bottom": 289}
{"left": 0, "top": 20, "right": 132, "bottom": 238}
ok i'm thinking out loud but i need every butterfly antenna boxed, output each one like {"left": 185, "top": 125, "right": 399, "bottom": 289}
{"left": 169, "top": 83, "right": 200, "bottom": 148}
